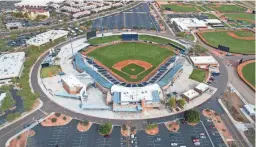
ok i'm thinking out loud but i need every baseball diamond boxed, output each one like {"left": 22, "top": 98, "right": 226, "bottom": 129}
{"left": 85, "top": 41, "right": 175, "bottom": 82}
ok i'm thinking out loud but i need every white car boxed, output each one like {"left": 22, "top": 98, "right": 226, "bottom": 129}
{"left": 171, "top": 143, "right": 178, "bottom": 146}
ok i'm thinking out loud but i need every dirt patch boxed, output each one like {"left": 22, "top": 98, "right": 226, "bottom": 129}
{"left": 202, "top": 109, "right": 233, "bottom": 141}
{"left": 165, "top": 121, "right": 180, "bottom": 132}
{"left": 227, "top": 32, "right": 254, "bottom": 40}
{"left": 9, "top": 131, "right": 29, "bottom": 147}
{"left": 28, "top": 130, "right": 35, "bottom": 137}
{"left": 77, "top": 122, "right": 92, "bottom": 132}
{"left": 145, "top": 127, "right": 159, "bottom": 136}
{"left": 237, "top": 60, "right": 256, "bottom": 90}
{"left": 112, "top": 60, "right": 152, "bottom": 71}
{"left": 41, "top": 113, "right": 72, "bottom": 127}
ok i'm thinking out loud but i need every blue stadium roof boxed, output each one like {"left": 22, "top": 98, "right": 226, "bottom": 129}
{"left": 113, "top": 92, "right": 121, "bottom": 104}
{"left": 74, "top": 53, "right": 113, "bottom": 89}
{"left": 158, "top": 64, "right": 183, "bottom": 87}
{"left": 152, "top": 90, "right": 160, "bottom": 102}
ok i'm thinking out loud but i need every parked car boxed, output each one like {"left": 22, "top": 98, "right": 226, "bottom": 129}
{"left": 192, "top": 137, "right": 200, "bottom": 146}
{"left": 170, "top": 142, "right": 178, "bottom": 146}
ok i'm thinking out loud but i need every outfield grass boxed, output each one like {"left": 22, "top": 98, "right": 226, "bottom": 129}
{"left": 242, "top": 62, "right": 255, "bottom": 86}
{"left": 162, "top": 4, "right": 199, "bottom": 12}
{"left": 201, "top": 30, "right": 255, "bottom": 54}
{"left": 88, "top": 35, "right": 121, "bottom": 45}
{"left": 40, "top": 66, "right": 62, "bottom": 78}
{"left": 87, "top": 42, "right": 174, "bottom": 82}
{"left": 121, "top": 63, "right": 145, "bottom": 75}
{"left": 209, "top": 4, "right": 247, "bottom": 12}
{"left": 139, "top": 35, "right": 186, "bottom": 49}
{"left": 225, "top": 13, "right": 255, "bottom": 25}
{"left": 189, "top": 69, "right": 206, "bottom": 82}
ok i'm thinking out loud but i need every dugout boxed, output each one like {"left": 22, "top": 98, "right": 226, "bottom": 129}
{"left": 122, "top": 32, "right": 138, "bottom": 41}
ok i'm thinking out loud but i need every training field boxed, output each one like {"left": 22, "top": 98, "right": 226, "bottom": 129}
{"left": 87, "top": 42, "right": 174, "bottom": 82}
{"left": 199, "top": 30, "right": 255, "bottom": 54}
{"left": 161, "top": 4, "right": 201, "bottom": 12}
{"left": 88, "top": 35, "right": 121, "bottom": 45}
{"left": 208, "top": 4, "right": 247, "bottom": 12}
{"left": 225, "top": 13, "right": 255, "bottom": 26}
{"left": 242, "top": 62, "right": 255, "bottom": 87}
{"left": 189, "top": 69, "right": 206, "bottom": 82}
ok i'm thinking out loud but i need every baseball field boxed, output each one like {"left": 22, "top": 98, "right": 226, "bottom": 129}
{"left": 208, "top": 4, "right": 247, "bottom": 12}
{"left": 199, "top": 30, "right": 255, "bottom": 54}
{"left": 242, "top": 62, "right": 255, "bottom": 87}
{"left": 225, "top": 13, "right": 255, "bottom": 26}
{"left": 87, "top": 42, "right": 175, "bottom": 82}
{"left": 161, "top": 4, "right": 200, "bottom": 12}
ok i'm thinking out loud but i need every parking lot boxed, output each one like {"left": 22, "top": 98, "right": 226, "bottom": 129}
{"left": 91, "top": 3, "right": 160, "bottom": 31}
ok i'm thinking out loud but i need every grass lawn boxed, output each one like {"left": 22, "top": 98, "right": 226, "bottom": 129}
{"left": 0, "top": 39, "right": 14, "bottom": 52}
{"left": 242, "top": 62, "right": 255, "bottom": 86}
{"left": 209, "top": 4, "right": 247, "bottom": 12}
{"left": 177, "top": 32, "right": 194, "bottom": 41}
{"left": 189, "top": 69, "right": 206, "bottom": 82}
{"left": 88, "top": 35, "right": 121, "bottom": 45}
{"left": 0, "top": 91, "right": 16, "bottom": 112}
{"left": 225, "top": 13, "right": 255, "bottom": 25}
{"left": 201, "top": 30, "right": 255, "bottom": 54}
{"left": 203, "top": 13, "right": 219, "bottom": 19}
{"left": 162, "top": 4, "right": 199, "bottom": 12}
{"left": 139, "top": 35, "right": 186, "bottom": 49}
{"left": 87, "top": 42, "right": 174, "bottom": 82}
{"left": 121, "top": 63, "right": 145, "bottom": 75}
{"left": 40, "top": 66, "right": 62, "bottom": 78}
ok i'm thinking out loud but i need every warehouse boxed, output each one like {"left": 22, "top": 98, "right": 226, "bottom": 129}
{"left": 190, "top": 56, "right": 219, "bottom": 69}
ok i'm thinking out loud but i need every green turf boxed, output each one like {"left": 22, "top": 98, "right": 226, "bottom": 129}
{"left": 139, "top": 35, "right": 186, "bottom": 49}
{"left": 162, "top": 4, "right": 199, "bottom": 12}
{"left": 209, "top": 4, "right": 247, "bottom": 12}
{"left": 242, "top": 62, "right": 255, "bottom": 86}
{"left": 40, "top": 66, "right": 61, "bottom": 78}
{"left": 203, "top": 13, "right": 219, "bottom": 19}
{"left": 87, "top": 42, "right": 174, "bottom": 82}
{"left": 233, "top": 31, "right": 255, "bottom": 37}
{"left": 201, "top": 30, "right": 255, "bottom": 54}
{"left": 189, "top": 69, "right": 206, "bottom": 82}
{"left": 88, "top": 35, "right": 121, "bottom": 45}
{"left": 225, "top": 13, "right": 255, "bottom": 26}
{"left": 121, "top": 63, "right": 145, "bottom": 75}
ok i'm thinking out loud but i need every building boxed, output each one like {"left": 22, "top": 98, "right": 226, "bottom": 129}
{"left": 190, "top": 56, "right": 219, "bottom": 69}
{"left": 182, "top": 89, "right": 200, "bottom": 101}
{"left": 23, "top": 8, "right": 50, "bottom": 20}
{"left": 61, "top": 74, "right": 84, "bottom": 94}
{"left": 170, "top": 18, "right": 208, "bottom": 32}
{"left": 195, "top": 83, "right": 209, "bottom": 94}
{"left": 5, "top": 22, "right": 23, "bottom": 30}
{"left": 15, "top": 0, "right": 64, "bottom": 8}
{"left": 110, "top": 84, "right": 163, "bottom": 112}
{"left": 26, "top": 30, "right": 68, "bottom": 46}
{"left": 0, "top": 52, "right": 25, "bottom": 85}
{"left": 0, "top": 92, "right": 6, "bottom": 107}
{"left": 243, "top": 104, "right": 255, "bottom": 116}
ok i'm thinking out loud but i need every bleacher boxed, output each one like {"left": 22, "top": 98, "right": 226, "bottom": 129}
{"left": 74, "top": 53, "right": 113, "bottom": 89}
{"left": 158, "top": 63, "right": 183, "bottom": 87}
{"left": 148, "top": 56, "right": 176, "bottom": 83}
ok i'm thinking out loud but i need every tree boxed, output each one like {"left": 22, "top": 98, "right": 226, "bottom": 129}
{"left": 168, "top": 97, "right": 176, "bottom": 108}
{"left": 146, "top": 123, "right": 158, "bottom": 130}
{"left": 81, "top": 120, "right": 89, "bottom": 126}
{"left": 99, "top": 122, "right": 112, "bottom": 135}
{"left": 176, "top": 99, "right": 186, "bottom": 108}
{"left": 190, "top": 44, "right": 207, "bottom": 54}
{"left": 51, "top": 118, "right": 57, "bottom": 123}
{"left": 184, "top": 109, "right": 200, "bottom": 124}
{"left": 122, "top": 124, "right": 127, "bottom": 131}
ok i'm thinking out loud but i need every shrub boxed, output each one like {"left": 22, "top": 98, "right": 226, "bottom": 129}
{"left": 176, "top": 99, "right": 186, "bottom": 108}
{"left": 131, "top": 126, "right": 136, "bottom": 132}
{"left": 122, "top": 124, "right": 127, "bottom": 131}
{"left": 184, "top": 109, "right": 200, "bottom": 124}
{"left": 81, "top": 120, "right": 89, "bottom": 126}
{"left": 63, "top": 116, "right": 67, "bottom": 120}
{"left": 6, "top": 112, "right": 21, "bottom": 122}
{"left": 17, "top": 135, "right": 21, "bottom": 140}
{"left": 168, "top": 97, "right": 176, "bottom": 108}
{"left": 99, "top": 122, "right": 112, "bottom": 135}
{"left": 146, "top": 123, "right": 158, "bottom": 130}
{"left": 51, "top": 118, "right": 57, "bottom": 123}
{"left": 55, "top": 113, "right": 61, "bottom": 117}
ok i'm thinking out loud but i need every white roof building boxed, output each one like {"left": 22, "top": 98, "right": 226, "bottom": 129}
{"left": 61, "top": 74, "right": 83, "bottom": 88}
{"left": 190, "top": 56, "right": 218, "bottom": 66}
{"left": 182, "top": 89, "right": 200, "bottom": 100}
{"left": 73, "top": 10, "right": 91, "bottom": 18}
{"left": 170, "top": 18, "right": 208, "bottom": 32}
{"left": 0, "top": 52, "right": 25, "bottom": 80}
{"left": 111, "top": 84, "right": 162, "bottom": 104}
{"left": 204, "top": 19, "right": 222, "bottom": 24}
{"left": 26, "top": 30, "right": 68, "bottom": 46}
{"left": 15, "top": 0, "right": 64, "bottom": 7}
{"left": 243, "top": 104, "right": 256, "bottom": 116}
{"left": 195, "top": 83, "right": 209, "bottom": 93}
